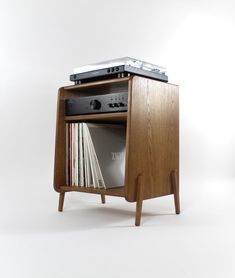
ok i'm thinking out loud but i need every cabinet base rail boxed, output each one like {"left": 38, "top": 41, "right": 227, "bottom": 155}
{"left": 57, "top": 170, "right": 180, "bottom": 226}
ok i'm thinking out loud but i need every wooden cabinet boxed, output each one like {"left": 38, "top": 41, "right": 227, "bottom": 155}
{"left": 54, "top": 76, "right": 180, "bottom": 226}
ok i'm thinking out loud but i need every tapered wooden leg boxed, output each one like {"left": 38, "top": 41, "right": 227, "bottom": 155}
{"left": 58, "top": 192, "right": 65, "bottom": 212}
{"left": 101, "top": 194, "right": 106, "bottom": 204}
{"left": 170, "top": 170, "right": 180, "bottom": 214}
{"left": 135, "top": 174, "right": 144, "bottom": 226}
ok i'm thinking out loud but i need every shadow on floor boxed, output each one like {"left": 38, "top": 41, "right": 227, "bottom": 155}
{"left": 2, "top": 203, "right": 176, "bottom": 235}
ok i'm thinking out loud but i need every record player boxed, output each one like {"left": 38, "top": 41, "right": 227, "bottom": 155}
{"left": 70, "top": 57, "right": 168, "bottom": 84}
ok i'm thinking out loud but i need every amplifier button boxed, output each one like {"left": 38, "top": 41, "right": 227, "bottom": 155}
{"left": 90, "top": 100, "right": 101, "bottom": 110}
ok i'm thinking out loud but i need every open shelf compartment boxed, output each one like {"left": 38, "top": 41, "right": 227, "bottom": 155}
{"left": 54, "top": 77, "right": 131, "bottom": 198}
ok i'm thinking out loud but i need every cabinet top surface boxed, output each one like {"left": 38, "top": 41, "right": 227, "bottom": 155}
{"left": 61, "top": 76, "right": 178, "bottom": 91}
{"left": 63, "top": 77, "right": 131, "bottom": 90}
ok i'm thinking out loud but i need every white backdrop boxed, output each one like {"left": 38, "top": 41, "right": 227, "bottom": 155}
{"left": 1, "top": 1, "right": 235, "bottom": 277}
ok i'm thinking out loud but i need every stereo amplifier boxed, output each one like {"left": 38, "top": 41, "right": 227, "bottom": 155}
{"left": 65, "top": 92, "right": 128, "bottom": 116}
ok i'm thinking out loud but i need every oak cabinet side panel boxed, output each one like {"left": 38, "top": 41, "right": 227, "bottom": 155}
{"left": 53, "top": 88, "right": 67, "bottom": 192}
{"left": 126, "top": 77, "right": 179, "bottom": 202}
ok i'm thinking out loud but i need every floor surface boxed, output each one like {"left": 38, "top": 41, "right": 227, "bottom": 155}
{"left": 1, "top": 178, "right": 235, "bottom": 278}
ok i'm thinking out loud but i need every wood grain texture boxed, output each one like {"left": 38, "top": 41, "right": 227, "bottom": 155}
{"left": 64, "top": 112, "right": 127, "bottom": 123}
{"left": 101, "top": 194, "right": 106, "bottom": 204}
{"left": 170, "top": 170, "right": 180, "bottom": 214}
{"left": 64, "top": 77, "right": 131, "bottom": 91}
{"left": 123, "top": 79, "right": 132, "bottom": 200}
{"left": 54, "top": 76, "right": 180, "bottom": 223}
{"left": 60, "top": 186, "right": 125, "bottom": 197}
{"left": 135, "top": 174, "right": 144, "bottom": 226}
{"left": 53, "top": 88, "right": 67, "bottom": 192}
{"left": 58, "top": 192, "right": 65, "bottom": 211}
{"left": 126, "top": 76, "right": 179, "bottom": 202}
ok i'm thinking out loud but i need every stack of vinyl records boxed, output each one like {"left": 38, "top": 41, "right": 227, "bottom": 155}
{"left": 66, "top": 123, "right": 126, "bottom": 189}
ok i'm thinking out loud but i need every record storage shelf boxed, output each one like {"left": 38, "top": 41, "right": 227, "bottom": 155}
{"left": 54, "top": 76, "right": 180, "bottom": 226}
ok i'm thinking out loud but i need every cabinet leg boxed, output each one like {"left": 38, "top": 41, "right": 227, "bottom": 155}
{"left": 170, "top": 170, "right": 180, "bottom": 214}
{"left": 135, "top": 174, "right": 144, "bottom": 226}
{"left": 58, "top": 192, "right": 65, "bottom": 212}
{"left": 101, "top": 194, "right": 106, "bottom": 204}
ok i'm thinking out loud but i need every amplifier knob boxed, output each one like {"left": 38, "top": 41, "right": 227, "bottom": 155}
{"left": 90, "top": 99, "right": 101, "bottom": 110}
